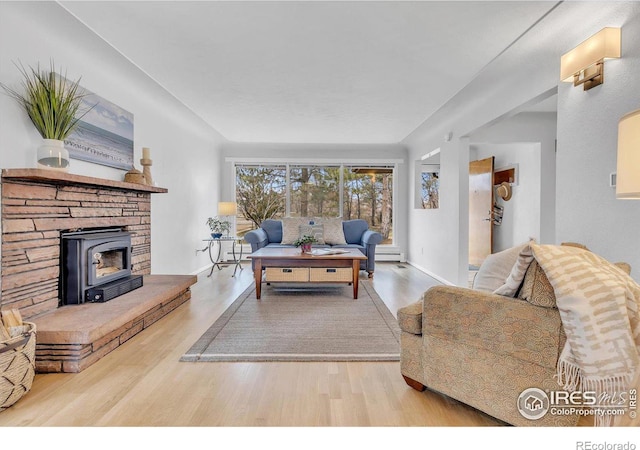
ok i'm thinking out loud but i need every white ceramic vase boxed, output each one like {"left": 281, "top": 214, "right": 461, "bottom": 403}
{"left": 37, "top": 139, "right": 70, "bottom": 172}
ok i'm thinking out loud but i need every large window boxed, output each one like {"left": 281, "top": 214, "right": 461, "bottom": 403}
{"left": 234, "top": 163, "right": 395, "bottom": 245}
{"left": 289, "top": 165, "right": 340, "bottom": 218}
{"left": 343, "top": 166, "right": 393, "bottom": 244}
{"left": 235, "top": 165, "right": 286, "bottom": 237}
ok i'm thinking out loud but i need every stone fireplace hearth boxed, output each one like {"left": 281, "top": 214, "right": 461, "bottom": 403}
{"left": 1, "top": 169, "right": 196, "bottom": 373}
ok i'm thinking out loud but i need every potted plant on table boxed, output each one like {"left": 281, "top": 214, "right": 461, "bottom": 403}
{"left": 0, "top": 61, "right": 93, "bottom": 172}
{"left": 293, "top": 234, "right": 317, "bottom": 254}
{"left": 207, "top": 216, "right": 231, "bottom": 238}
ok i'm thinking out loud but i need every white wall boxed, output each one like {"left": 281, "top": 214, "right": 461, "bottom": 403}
{"left": 403, "top": 1, "right": 640, "bottom": 285}
{"left": 406, "top": 137, "right": 466, "bottom": 285}
{"left": 0, "top": 2, "right": 227, "bottom": 275}
{"left": 556, "top": 9, "right": 640, "bottom": 279}
{"left": 221, "top": 142, "right": 409, "bottom": 259}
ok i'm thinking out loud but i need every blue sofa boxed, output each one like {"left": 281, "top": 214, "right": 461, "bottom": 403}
{"left": 244, "top": 218, "right": 383, "bottom": 277}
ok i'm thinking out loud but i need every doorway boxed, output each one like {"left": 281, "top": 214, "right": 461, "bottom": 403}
{"left": 468, "top": 156, "right": 494, "bottom": 269}
{"left": 466, "top": 91, "right": 557, "bottom": 281}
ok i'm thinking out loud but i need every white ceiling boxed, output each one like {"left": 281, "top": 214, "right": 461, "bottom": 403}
{"left": 60, "top": 1, "right": 559, "bottom": 144}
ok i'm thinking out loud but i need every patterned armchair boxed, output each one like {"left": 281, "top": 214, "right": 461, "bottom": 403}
{"left": 398, "top": 242, "right": 632, "bottom": 426}
{"left": 397, "top": 285, "right": 578, "bottom": 426}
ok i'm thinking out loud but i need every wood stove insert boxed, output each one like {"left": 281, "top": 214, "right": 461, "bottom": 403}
{"left": 60, "top": 228, "right": 143, "bottom": 304}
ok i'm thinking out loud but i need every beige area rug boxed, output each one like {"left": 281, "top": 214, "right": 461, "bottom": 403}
{"left": 180, "top": 281, "right": 400, "bottom": 362}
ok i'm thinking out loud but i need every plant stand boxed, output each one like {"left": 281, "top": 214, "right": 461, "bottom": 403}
{"left": 198, "top": 237, "right": 244, "bottom": 277}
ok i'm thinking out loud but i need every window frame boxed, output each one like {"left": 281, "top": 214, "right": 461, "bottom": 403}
{"left": 229, "top": 158, "right": 400, "bottom": 246}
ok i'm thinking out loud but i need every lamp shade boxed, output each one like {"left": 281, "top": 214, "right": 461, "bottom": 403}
{"left": 616, "top": 109, "right": 640, "bottom": 199}
{"left": 560, "top": 27, "right": 621, "bottom": 82}
{"left": 218, "top": 201, "right": 237, "bottom": 215}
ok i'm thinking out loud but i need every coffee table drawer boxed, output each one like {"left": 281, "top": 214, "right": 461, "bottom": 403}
{"left": 309, "top": 267, "right": 352, "bottom": 282}
{"left": 265, "top": 267, "right": 309, "bottom": 282}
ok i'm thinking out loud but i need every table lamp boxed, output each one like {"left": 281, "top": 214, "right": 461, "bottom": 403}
{"left": 218, "top": 202, "right": 237, "bottom": 236}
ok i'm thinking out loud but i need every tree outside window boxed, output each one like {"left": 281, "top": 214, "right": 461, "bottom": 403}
{"left": 343, "top": 167, "right": 393, "bottom": 244}
{"left": 289, "top": 165, "right": 340, "bottom": 218}
{"left": 421, "top": 171, "right": 439, "bottom": 209}
{"left": 235, "top": 165, "right": 286, "bottom": 236}
{"left": 234, "top": 163, "right": 394, "bottom": 245}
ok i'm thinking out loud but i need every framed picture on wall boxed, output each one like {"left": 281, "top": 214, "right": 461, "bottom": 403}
{"left": 64, "top": 85, "right": 134, "bottom": 170}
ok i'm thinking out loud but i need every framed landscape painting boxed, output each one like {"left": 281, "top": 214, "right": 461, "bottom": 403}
{"left": 64, "top": 87, "right": 134, "bottom": 170}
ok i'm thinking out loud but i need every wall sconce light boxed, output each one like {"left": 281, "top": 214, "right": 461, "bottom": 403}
{"left": 616, "top": 109, "right": 640, "bottom": 199}
{"left": 560, "top": 27, "right": 621, "bottom": 91}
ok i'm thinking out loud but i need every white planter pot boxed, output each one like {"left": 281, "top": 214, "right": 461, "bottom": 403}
{"left": 37, "top": 139, "right": 70, "bottom": 172}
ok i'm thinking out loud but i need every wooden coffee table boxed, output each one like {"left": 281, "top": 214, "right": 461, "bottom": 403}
{"left": 247, "top": 247, "right": 367, "bottom": 299}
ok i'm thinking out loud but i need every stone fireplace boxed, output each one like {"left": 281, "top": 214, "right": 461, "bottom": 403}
{"left": 0, "top": 169, "right": 196, "bottom": 373}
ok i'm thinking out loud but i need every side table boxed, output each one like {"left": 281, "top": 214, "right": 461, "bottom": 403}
{"left": 198, "top": 237, "right": 244, "bottom": 277}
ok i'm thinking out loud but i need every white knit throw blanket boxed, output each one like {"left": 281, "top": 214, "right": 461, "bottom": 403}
{"left": 531, "top": 243, "right": 640, "bottom": 426}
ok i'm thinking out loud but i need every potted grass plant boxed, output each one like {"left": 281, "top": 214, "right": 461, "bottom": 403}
{"left": 0, "top": 60, "right": 92, "bottom": 172}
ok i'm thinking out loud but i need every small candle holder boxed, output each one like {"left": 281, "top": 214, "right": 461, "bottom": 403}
{"left": 140, "top": 158, "right": 154, "bottom": 186}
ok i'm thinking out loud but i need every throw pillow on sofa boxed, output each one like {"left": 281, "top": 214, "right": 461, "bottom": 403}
{"left": 281, "top": 217, "right": 311, "bottom": 244}
{"left": 299, "top": 223, "right": 325, "bottom": 245}
{"left": 314, "top": 217, "right": 346, "bottom": 245}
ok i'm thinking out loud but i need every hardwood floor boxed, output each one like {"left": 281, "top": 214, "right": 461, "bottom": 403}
{"left": 1, "top": 262, "right": 612, "bottom": 444}
{"left": 0, "top": 262, "right": 500, "bottom": 428}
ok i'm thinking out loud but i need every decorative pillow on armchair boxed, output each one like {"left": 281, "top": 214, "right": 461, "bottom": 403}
{"left": 493, "top": 241, "right": 534, "bottom": 297}
{"left": 517, "top": 259, "right": 557, "bottom": 308}
{"left": 472, "top": 244, "right": 526, "bottom": 292}
{"left": 518, "top": 251, "right": 632, "bottom": 309}
{"left": 518, "top": 242, "right": 592, "bottom": 308}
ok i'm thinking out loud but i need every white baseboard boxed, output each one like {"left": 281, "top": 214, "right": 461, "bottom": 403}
{"left": 191, "top": 264, "right": 212, "bottom": 276}
{"left": 375, "top": 253, "right": 404, "bottom": 262}
{"left": 374, "top": 246, "right": 405, "bottom": 262}
{"left": 406, "top": 260, "right": 455, "bottom": 286}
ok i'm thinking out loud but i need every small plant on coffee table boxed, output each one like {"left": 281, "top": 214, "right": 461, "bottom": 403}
{"left": 293, "top": 234, "right": 317, "bottom": 253}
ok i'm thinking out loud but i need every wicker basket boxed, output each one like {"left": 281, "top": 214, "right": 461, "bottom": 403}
{"left": 265, "top": 267, "right": 309, "bottom": 282}
{"left": 309, "top": 267, "right": 352, "bottom": 282}
{"left": 0, "top": 322, "right": 36, "bottom": 412}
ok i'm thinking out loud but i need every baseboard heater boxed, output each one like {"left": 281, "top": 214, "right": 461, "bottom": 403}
{"left": 85, "top": 275, "right": 144, "bottom": 303}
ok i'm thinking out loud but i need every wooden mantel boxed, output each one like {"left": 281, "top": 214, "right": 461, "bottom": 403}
{"left": 1, "top": 168, "right": 168, "bottom": 193}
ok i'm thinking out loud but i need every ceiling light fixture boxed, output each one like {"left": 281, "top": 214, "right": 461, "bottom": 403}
{"left": 616, "top": 109, "right": 640, "bottom": 199}
{"left": 560, "top": 27, "right": 621, "bottom": 91}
